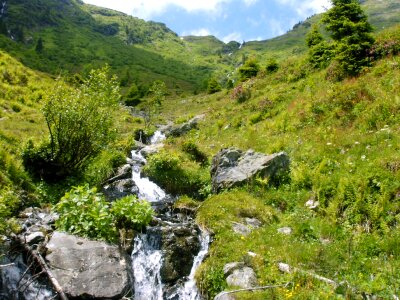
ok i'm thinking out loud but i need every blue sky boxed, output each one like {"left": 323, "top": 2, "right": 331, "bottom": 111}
{"left": 82, "top": 0, "right": 331, "bottom": 43}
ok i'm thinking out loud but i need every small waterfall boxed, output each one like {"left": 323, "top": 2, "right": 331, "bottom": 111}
{"left": 0, "top": 1, "right": 6, "bottom": 17}
{"left": 0, "top": 255, "right": 55, "bottom": 300}
{"left": 132, "top": 234, "right": 164, "bottom": 300}
{"left": 131, "top": 131, "right": 165, "bottom": 299}
{"left": 131, "top": 131, "right": 209, "bottom": 300}
{"left": 131, "top": 131, "right": 166, "bottom": 203}
{"left": 176, "top": 233, "right": 210, "bottom": 300}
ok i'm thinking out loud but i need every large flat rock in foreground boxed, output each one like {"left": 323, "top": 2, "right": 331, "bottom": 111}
{"left": 211, "top": 148, "right": 290, "bottom": 193}
{"left": 45, "top": 232, "right": 130, "bottom": 299}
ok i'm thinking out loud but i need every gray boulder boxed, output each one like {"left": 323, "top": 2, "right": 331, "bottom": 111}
{"left": 103, "top": 178, "right": 138, "bottom": 201}
{"left": 160, "top": 225, "right": 200, "bottom": 283}
{"left": 161, "top": 115, "right": 205, "bottom": 138}
{"left": 223, "top": 262, "right": 245, "bottom": 276}
{"left": 211, "top": 148, "right": 290, "bottom": 193}
{"left": 226, "top": 267, "right": 257, "bottom": 289}
{"left": 232, "top": 222, "right": 252, "bottom": 236}
{"left": 45, "top": 232, "right": 131, "bottom": 299}
{"left": 140, "top": 143, "right": 164, "bottom": 158}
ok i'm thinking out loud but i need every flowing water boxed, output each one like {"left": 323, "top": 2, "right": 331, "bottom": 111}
{"left": 0, "top": 255, "right": 55, "bottom": 300}
{"left": 131, "top": 131, "right": 209, "bottom": 300}
{"left": 1, "top": 131, "right": 209, "bottom": 300}
{"left": 175, "top": 233, "right": 210, "bottom": 300}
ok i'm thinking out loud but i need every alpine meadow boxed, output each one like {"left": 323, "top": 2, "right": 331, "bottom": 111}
{"left": 0, "top": 0, "right": 400, "bottom": 299}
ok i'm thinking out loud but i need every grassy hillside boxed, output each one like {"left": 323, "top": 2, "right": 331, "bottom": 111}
{"left": 0, "top": 0, "right": 220, "bottom": 92}
{"left": 238, "top": 0, "right": 400, "bottom": 66}
{"left": 0, "top": 49, "right": 139, "bottom": 235}
{"left": 142, "top": 25, "right": 400, "bottom": 299}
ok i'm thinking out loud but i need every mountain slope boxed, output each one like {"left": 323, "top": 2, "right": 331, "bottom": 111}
{"left": 0, "top": 0, "right": 218, "bottom": 91}
{"left": 146, "top": 25, "right": 400, "bottom": 299}
{"left": 239, "top": 0, "right": 400, "bottom": 64}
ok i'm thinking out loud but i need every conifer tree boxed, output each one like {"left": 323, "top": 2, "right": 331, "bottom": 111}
{"left": 35, "top": 37, "right": 44, "bottom": 53}
{"left": 322, "top": 0, "right": 374, "bottom": 75}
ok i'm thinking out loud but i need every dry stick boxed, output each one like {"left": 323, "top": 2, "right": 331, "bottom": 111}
{"left": 278, "top": 263, "right": 338, "bottom": 287}
{"left": 15, "top": 237, "right": 69, "bottom": 300}
{"left": 17, "top": 262, "right": 35, "bottom": 287}
{"left": 214, "top": 282, "right": 291, "bottom": 300}
{"left": 0, "top": 263, "right": 15, "bottom": 268}
{"left": 19, "top": 270, "right": 44, "bottom": 293}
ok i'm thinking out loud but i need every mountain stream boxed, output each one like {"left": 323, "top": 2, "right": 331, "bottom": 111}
{"left": 0, "top": 131, "right": 209, "bottom": 300}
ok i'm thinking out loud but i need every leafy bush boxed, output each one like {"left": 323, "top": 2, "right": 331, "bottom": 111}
{"left": 238, "top": 59, "right": 260, "bottom": 82}
{"left": 143, "top": 150, "right": 207, "bottom": 197}
{"left": 83, "top": 149, "right": 126, "bottom": 186}
{"left": 56, "top": 185, "right": 116, "bottom": 242}
{"left": 23, "top": 66, "right": 120, "bottom": 181}
{"left": 111, "top": 195, "right": 153, "bottom": 231}
{"left": 56, "top": 185, "right": 154, "bottom": 242}
{"left": 124, "top": 83, "right": 141, "bottom": 106}
{"left": 266, "top": 58, "right": 279, "bottom": 73}
{"left": 207, "top": 78, "right": 222, "bottom": 94}
{"left": 196, "top": 266, "right": 227, "bottom": 299}
{"left": 369, "top": 26, "right": 400, "bottom": 59}
{"left": 181, "top": 140, "right": 208, "bottom": 165}
{"left": 231, "top": 84, "right": 251, "bottom": 103}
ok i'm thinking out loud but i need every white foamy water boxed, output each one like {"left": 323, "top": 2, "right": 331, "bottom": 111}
{"left": 176, "top": 232, "right": 210, "bottom": 300}
{"left": 132, "top": 234, "right": 164, "bottom": 300}
{"left": 131, "top": 131, "right": 167, "bottom": 203}
{"left": 1, "top": 255, "right": 55, "bottom": 300}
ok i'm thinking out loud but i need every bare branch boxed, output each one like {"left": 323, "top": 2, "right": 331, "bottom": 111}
{"left": 214, "top": 282, "right": 291, "bottom": 300}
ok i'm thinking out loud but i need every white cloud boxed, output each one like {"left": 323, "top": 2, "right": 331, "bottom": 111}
{"left": 222, "top": 32, "right": 242, "bottom": 43}
{"left": 267, "top": 19, "right": 286, "bottom": 37}
{"left": 83, "top": 0, "right": 267, "bottom": 19}
{"left": 185, "top": 28, "right": 213, "bottom": 36}
{"left": 83, "top": 0, "right": 234, "bottom": 19}
{"left": 243, "top": 0, "right": 258, "bottom": 6}
{"left": 274, "top": 0, "right": 331, "bottom": 18}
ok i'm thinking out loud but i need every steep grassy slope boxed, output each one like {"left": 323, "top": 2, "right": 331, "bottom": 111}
{"left": 0, "top": 49, "right": 138, "bottom": 235}
{"left": 238, "top": 0, "right": 400, "bottom": 66}
{"left": 0, "top": 50, "right": 52, "bottom": 233}
{"left": 0, "top": 0, "right": 218, "bottom": 91}
{"left": 145, "top": 26, "right": 400, "bottom": 299}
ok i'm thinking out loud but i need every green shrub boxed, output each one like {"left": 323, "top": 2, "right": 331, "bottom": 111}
{"left": 266, "top": 58, "right": 279, "bottom": 73}
{"left": 0, "top": 188, "right": 21, "bottom": 236}
{"left": 56, "top": 185, "right": 117, "bottom": 242}
{"left": 207, "top": 78, "right": 222, "bottom": 94}
{"left": 181, "top": 140, "right": 208, "bottom": 165}
{"left": 238, "top": 59, "right": 260, "bottom": 82}
{"left": 56, "top": 185, "right": 154, "bottom": 242}
{"left": 23, "top": 66, "right": 120, "bottom": 181}
{"left": 111, "top": 195, "right": 153, "bottom": 231}
{"left": 124, "top": 83, "right": 141, "bottom": 106}
{"left": 231, "top": 84, "right": 251, "bottom": 103}
{"left": 143, "top": 150, "right": 207, "bottom": 197}
{"left": 83, "top": 149, "right": 126, "bottom": 186}
{"left": 196, "top": 266, "right": 227, "bottom": 299}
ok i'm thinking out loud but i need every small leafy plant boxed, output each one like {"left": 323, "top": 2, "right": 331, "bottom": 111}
{"left": 56, "top": 185, "right": 154, "bottom": 242}
{"left": 111, "top": 195, "right": 153, "bottom": 231}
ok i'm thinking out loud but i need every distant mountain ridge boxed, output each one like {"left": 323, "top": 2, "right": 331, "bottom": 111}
{"left": 0, "top": 0, "right": 399, "bottom": 92}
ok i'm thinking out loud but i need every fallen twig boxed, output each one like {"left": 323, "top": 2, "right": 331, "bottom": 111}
{"left": 0, "top": 263, "right": 15, "bottom": 268}
{"left": 13, "top": 235, "right": 69, "bottom": 300}
{"left": 278, "top": 262, "right": 338, "bottom": 287}
{"left": 214, "top": 282, "right": 291, "bottom": 299}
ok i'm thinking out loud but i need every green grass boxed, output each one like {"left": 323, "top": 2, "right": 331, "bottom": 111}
{"left": 146, "top": 26, "right": 400, "bottom": 299}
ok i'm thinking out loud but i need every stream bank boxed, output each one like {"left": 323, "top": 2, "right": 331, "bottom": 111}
{"left": 0, "top": 131, "right": 210, "bottom": 300}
